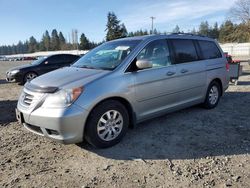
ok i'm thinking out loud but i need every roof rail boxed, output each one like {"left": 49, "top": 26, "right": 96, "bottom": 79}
{"left": 170, "top": 32, "right": 207, "bottom": 38}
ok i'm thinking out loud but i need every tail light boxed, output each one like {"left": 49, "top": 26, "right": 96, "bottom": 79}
{"left": 226, "top": 63, "right": 230, "bottom": 72}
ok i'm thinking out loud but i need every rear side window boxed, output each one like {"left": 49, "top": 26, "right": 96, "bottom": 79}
{"left": 67, "top": 55, "right": 79, "bottom": 63}
{"left": 46, "top": 55, "right": 63, "bottom": 64}
{"left": 171, "top": 39, "right": 198, "bottom": 64}
{"left": 198, "top": 40, "right": 222, "bottom": 59}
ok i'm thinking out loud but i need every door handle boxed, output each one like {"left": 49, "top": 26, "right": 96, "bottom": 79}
{"left": 180, "top": 69, "right": 189, "bottom": 73}
{"left": 166, "top": 71, "right": 176, "bottom": 76}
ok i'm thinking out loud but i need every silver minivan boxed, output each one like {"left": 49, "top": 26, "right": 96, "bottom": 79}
{"left": 16, "top": 34, "right": 229, "bottom": 148}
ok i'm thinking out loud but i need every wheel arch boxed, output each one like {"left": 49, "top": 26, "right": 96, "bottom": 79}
{"left": 210, "top": 78, "right": 223, "bottom": 96}
{"left": 85, "top": 96, "right": 136, "bottom": 132}
{"left": 23, "top": 71, "right": 39, "bottom": 83}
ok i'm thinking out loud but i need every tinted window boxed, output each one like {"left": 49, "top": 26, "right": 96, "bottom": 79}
{"left": 46, "top": 55, "right": 64, "bottom": 64}
{"left": 137, "top": 39, "right": 171, "bottom": 68}
{"left": 66, "top": 55, "right": 79, "bottom": 63}
{"left": 198, "top": 40, "right": 222, "bottom": 59}
{"left": 171, "top": 39, "right": 198, "bottom": 63}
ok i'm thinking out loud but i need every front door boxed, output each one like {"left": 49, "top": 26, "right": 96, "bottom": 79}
{"left": 132, "top": 39, "right": 179, "bottom": 119}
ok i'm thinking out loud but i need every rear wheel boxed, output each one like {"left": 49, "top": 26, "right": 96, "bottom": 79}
{"left": 85, "top": 100, "right": 129, "bottom": 148}
{"left": 24, "top": 72, "right": 38, "bottom": 83}
{"left": 203, "top": 81, "right": 221, "bottom": 109}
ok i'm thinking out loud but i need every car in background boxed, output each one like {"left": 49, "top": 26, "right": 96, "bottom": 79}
{"left": 22, "top": 57, "right": 37, "bottom": 61}
{"left": 6, "top": 54, "right": 80, "bottom": 84}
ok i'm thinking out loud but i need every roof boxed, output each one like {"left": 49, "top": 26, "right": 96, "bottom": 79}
{"left": 115, "top": 33, "right": 214, "bottom": 42}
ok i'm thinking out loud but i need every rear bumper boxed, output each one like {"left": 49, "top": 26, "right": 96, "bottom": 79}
{"left": 17, "top": 104, "right": 88, "bottom": 144}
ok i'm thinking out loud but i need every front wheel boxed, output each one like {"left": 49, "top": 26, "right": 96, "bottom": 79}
{"left": 24, "top": 72, "right": 38, "bottom": 83}
{"left": 85, "top": 100, "right": 129, "bottom": 148}
{"left": 203, "top": 81, "right": 221, "bottom": 109}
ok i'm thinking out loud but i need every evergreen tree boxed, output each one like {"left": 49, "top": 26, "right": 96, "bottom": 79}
{"left": 105, "top": 12, "right": 127, "bottom": 41}
{"left": 41, "top": 30, "right": 51, "bottom": 51}
{"left": 210, "top": 22, "right": 220, "bottom": 39}
{"left": 28, "top": 36, "right": 38, "bottom": 53}
{"left": 199, "top": 21, "right": 210, "bottom": 36}
{"left": 51, "top": 29, "right": 60, "bottom": 50}
{"left": 58, "top": 32, "right": 66, "bottom": 50}
{"left": 16, "top": 41, "right": 24, "bottom": 54}
{"left": 191, "top": 28, "right": 197, "bottom": 34}
{"left": 219, "top": 20, "right": 235, "bottom": 43}
{"left": 79, "top": 33, "right": 90, "bottom": 50}
{"left": 128, "top": 32, "right": 134, "bottom": 37}
{"left": 120, "top": 23, "right": 128, "bottom": 38}
{"left": 172, "top": 25, "right": 180, "bottom": 33}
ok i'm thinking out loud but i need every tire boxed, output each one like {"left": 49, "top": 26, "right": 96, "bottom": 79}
{"left": 85, "top": 100, "right": 129, "bottom": 148}
{"left": 24, "top": 72, "right": 38, "bottom": 83}
{"left": 203, "top": 81, "right": 221, "bottom": 109}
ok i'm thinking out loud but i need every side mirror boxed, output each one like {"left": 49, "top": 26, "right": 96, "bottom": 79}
{"left": 136, "top": 59, "right": 152, "bottom": 70}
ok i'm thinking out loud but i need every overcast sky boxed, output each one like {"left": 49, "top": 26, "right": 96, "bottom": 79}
{"left": 0, "top": 0, "right": 237, "bottom": 45}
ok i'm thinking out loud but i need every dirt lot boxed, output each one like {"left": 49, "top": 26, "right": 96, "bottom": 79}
{"left": 0, "top": 61, "right": 249, "bottom": 188}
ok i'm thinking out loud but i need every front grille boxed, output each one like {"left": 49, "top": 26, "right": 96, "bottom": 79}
{"left": 23, "top": 92, "right": 34, "bottom": 106}
{"left": 20, "top": 88, "right": 44, "bottom": 108}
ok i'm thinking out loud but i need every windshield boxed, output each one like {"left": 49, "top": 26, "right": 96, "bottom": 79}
{"left": 31, "top": 57, "right": 46, "bottom": 65}
{"left": 72, "top": 40, "right": 141, "bottom": 70}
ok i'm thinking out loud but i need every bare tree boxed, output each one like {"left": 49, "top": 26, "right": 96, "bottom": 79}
{"left": 230, "top": 0, "right": 250, "bottom": 23}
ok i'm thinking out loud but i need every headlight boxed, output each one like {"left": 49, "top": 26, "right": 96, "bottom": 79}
{"left": 42, "top": 86, "right": 83, "bottom": 108}
{"left": 10, "top": 70, "right": 20, "bottom": 74}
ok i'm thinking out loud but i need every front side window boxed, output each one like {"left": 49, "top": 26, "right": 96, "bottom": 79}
{"left": 198, "top": 40, "right": 222, "bottom": 59}
{"left": 72, "top": 40, "right": 141, "bottom": 70}
{"left": 31, "top": 57, "right": 46, "bottom": 65}
{"left": 171, "top": 39, "right": 198, "bottom": 64}
{"left": 137, "top": 39, "right": 171, "bottom": 68}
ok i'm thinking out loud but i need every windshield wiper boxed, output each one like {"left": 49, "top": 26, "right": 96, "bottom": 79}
{"left": 76, "top": 65, "right": 113, "bottom": 71}
{"left": 98, "top": 67, "right": 113, "bottom": 71}
{"left": 79, "top": 65, "right": 96, "bottom": 69}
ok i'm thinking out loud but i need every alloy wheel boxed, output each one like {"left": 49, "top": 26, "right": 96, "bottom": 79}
{"left": 97, "top": 110, "right": 123, "bottom": 141}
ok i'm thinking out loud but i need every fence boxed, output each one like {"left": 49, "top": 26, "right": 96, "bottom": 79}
{"left": 220, "top": 43, "right": 250, "bottom": 60}
{"left": 4, "top": 50, "right": 88, "bottom": 58}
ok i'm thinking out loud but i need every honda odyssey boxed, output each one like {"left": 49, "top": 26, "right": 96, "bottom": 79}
{"left": 16, "top": 34, "right": 229, "bottom": 148}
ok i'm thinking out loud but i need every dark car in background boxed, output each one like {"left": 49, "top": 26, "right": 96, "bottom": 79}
{"left": 6, "top": 54, "right": 80, "bottom": 84}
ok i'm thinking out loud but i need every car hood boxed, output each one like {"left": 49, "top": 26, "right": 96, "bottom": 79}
{"left": 29, "top": 67, "right": 110, "bottom": 90}
{"left": 8, "top": 63, "right": 35, "bottom": 72}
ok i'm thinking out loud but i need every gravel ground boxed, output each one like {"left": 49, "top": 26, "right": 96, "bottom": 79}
{"left": 0, "top": 61, "right": 249, "bottom": 188}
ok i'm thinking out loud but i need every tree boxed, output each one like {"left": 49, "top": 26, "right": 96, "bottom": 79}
{"left": 105, "top": 12, "right": 127, "bottom": 41}
{"left": 172, "top": 25, "right": 180, "bottom": 33}
{"left": 58, "top": 32, "right": 66, "bottom": 50}
{"left": 120, "top": 23, "right": 128, "bottom": 38}
{"left": 41, "top": 30, "right": 51, "bottom": 51}
{"left": 210, "top": 22, "right": 220, "bottom": 39}
{"left": 28, "top": 36, "right": 38, "bottom": 53}
{"left": 219, "top": 20, "right": 235, "bottom": 43}
{"left": 51, "top": 29, "right": 60, "bottom": 50}
{"left": 16, "top": 41, "right": 24, "bottom": 54}
{"left": 191, "top": 28, "right": 197, "bottom": 34}
{"left": 230, "top": 0, "right": 250, "bottom": 23}
{"left": 199, "top": 21, "right": 210, "bottom": 36}
{"left": 79, "top": 33, "right": 90, "bottom": 50}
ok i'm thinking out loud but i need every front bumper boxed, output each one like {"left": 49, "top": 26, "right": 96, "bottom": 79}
{"left": 6, "top": 72, "right": 23, "bottom": 83}
{"left": 17, "top": 103, "right": 88, "bottom": 144}
{"left": 6, "top": 73, "right": 16, "bottom": 82}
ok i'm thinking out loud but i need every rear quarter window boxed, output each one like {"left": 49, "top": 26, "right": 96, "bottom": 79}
{"left": 198, "top": 40, "right": 222, "bottom": 59}
{"left": 170, "top": 39, "right": 198, "bottom": 64}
